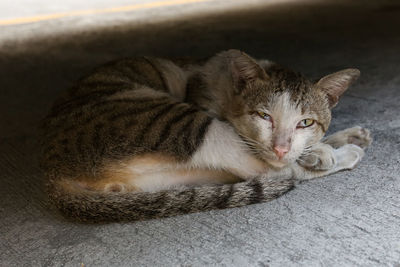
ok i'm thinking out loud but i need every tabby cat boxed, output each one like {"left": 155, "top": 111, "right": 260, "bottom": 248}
{"left": 40, "top": 50, "right": 371, "bottom": 222}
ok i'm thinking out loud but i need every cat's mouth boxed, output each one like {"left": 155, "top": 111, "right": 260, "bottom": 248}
{"left": 244, "top": 137, "right": 292, "bottom": 168}
{"left": 266, "top": 158, "right": 289, "bottom": 168}
{"left": 257, "top": 153, "right": 291, "bottom": 168}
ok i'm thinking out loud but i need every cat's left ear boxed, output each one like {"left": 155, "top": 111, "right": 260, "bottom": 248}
{"left": 316, "top": 68, "right": 360, "bottom": 108}
{"left": 227, "top": 50, "right": 268, "bottom": 93}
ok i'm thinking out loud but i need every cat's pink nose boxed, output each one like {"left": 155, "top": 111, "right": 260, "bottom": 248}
{"left": 273, "top": 146, "right": 289, "bottom": 159}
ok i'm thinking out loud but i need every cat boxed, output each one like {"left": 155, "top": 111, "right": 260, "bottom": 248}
{"left": 40, "top": 49, "right": 372, "bottom": 222}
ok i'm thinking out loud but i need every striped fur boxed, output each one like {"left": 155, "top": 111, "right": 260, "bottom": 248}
{"left": 48, "top": 176, "right": 293, "bottom": 222}
{"left": 41, "top": 50, "right": 364, "bottom": 222}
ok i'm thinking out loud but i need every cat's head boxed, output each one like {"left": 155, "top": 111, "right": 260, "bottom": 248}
{"left": 222, "top": 50, "right": 360, "bottom": 168}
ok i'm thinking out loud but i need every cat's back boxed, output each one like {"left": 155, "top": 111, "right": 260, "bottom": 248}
{"left": 50, "top": 57, "right": 177, "bottom": 112}
{"left": 40, "top": 56, "right": 210, "bottom": 178}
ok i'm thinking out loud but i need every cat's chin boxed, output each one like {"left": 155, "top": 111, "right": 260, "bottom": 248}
{"left": 266, "top": 159, "right": 289, "bottom": 169}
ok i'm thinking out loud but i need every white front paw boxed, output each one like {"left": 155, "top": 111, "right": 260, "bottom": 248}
{"left": 324, "top": 126, "right": 372, "bottom": 149}
{"left": 346, "top": 126, "right": 372, "bottom": 149}
{"left": 298, "top": 143, "right": 336, "bottom": 171}
{"left": 334, "top": 144, "right": 365, "bottom": 170}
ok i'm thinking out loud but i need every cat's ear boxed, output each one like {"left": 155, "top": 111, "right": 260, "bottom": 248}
{"left": 227, "top": 49, "right": 268, "bottom": 93}
{"left": 316, "top": 68, "right": 360, "bottom": 108}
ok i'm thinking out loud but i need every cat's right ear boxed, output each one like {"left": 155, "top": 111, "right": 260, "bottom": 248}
{"left": 227, "top": 50, "right": 268, "bottom": 94}
{"left": 316, "top": 68, "right": 360, "bottom": 108}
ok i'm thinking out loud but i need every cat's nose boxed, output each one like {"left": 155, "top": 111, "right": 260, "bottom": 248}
{"left": 273, "top": 146, "right": 289, "bottom": 159}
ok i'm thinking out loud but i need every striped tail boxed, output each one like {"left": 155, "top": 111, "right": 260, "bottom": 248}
{"left": 48, "top": 177, "right": 295, "bottom": 222}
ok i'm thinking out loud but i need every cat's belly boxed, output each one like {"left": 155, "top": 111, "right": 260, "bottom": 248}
{"left": 73, "top": 154, "right": 241, "bottom": 193}
{"left": 123, "top": 154, "right": 240, "bottom": 192}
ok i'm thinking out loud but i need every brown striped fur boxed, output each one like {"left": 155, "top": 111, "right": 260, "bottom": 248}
{"left": 40, "top": 50, "right": 368, "bottom": 222}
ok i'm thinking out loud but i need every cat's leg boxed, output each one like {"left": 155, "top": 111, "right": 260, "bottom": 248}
{"left": 290, "top": 143, "right": 365, "bottom": 181}
{"left": 296, "top": 126, "right": 372, "bottom": 173}
{"left": 265, "top": 143, "right": 364, "bottom": 181}
{"left": 76, "top": 156, "right": 242, "bottom": 193}
{"left": 131, "top": 168, "right": 241, "bottom": 192}
{"left": 322, "top": 126, "right": 372, "bottom": 149}
{"left": 291, "top": 144, "right": 365, "bottom": 180}
{"left": 268, "top": 143, "right": 364, "bottom": 180}
{"left": 297, "top": 142, "right": 337, "bottom": 171}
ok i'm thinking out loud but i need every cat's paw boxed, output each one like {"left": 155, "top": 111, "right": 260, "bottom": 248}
{"left": 323, "top": 126, "right": 372, "bottom": 149}
{"left": 334, "top": 144, "right": 365, "bottom": 170}
{"left": 298, "top": 143, "right": 336, "bottom": 171}
{"left": 346, "top": 126, "right": 372, "bottom": 149}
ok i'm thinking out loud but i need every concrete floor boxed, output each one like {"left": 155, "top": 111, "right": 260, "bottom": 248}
{"left": 0, "top": 0, "right": 399, "bottom": 266}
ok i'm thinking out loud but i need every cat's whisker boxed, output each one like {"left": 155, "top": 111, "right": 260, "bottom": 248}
{"left": 238, "top": 134, "right": 274, "bottom": 154}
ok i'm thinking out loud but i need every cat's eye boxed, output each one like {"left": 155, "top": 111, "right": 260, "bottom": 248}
{"left": 297, "top": 119, "right": 315, "bottom": 128}
{"left": 256, "top": 111, "right": 272, "bottom": 121}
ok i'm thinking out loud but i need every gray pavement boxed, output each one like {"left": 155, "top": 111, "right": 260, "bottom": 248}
{"left": 0, "top": 0, "right": 399, "bottom": 266}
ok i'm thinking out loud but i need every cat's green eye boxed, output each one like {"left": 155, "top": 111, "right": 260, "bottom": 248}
{"left": 257, "top": 111, "right": 272, "bottom": 121}
{"left": 297, "top": 119, "right": 315, "bottom": 128}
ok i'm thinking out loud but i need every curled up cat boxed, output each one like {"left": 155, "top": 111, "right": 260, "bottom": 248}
{"left": 40, "top": 49, "right": 372, "bottom": 222}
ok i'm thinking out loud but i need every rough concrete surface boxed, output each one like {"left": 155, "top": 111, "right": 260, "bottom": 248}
{"left": 0, "top": 0, "right": 399, "bottom": 266}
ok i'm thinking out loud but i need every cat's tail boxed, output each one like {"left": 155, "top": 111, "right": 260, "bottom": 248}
{"left": 47, "top": 177, "right": 295, "bottom": 222}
